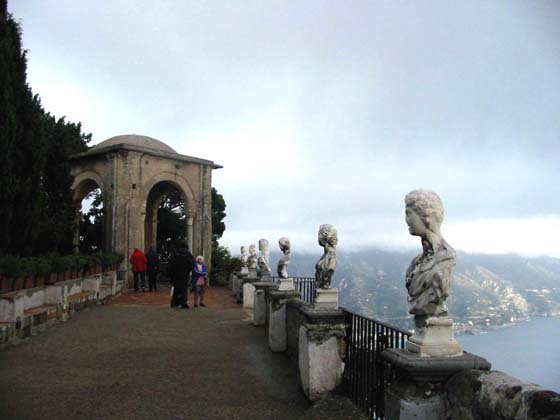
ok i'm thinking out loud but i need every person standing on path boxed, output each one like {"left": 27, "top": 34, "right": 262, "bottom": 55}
{"left": 146, "top": 247, "right": 160, "bottom": 292}
{"left": 192, "top": 256, "right": 208, "bottom": 307}
{"left": 130, "top": 248, "right": 148, "bottom": 292}
{"left": 168, "top": 243, "right": 194, "bottom": 309}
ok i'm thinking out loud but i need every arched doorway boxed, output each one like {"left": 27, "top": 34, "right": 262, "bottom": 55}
{"left": 144, "top": 181, "right": 190, "bottom": 259}
{"left": 72, "top": 175, "right": 110, "bottom": 254}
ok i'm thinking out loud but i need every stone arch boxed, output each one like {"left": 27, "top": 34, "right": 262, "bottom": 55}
{"left": 71, "top": 170, "right": 105, "bottom": 202}
{"left": 140, "top": 171, "right": 197, "bottom": 213}
{"left": 70, "top": 170, "right": 107, "bottom": 253}
{"left": 141, "top": 173, "right": 197, "bottom": 254}
{"left": 68, "top": 134, "right": 221, "bottom": 280}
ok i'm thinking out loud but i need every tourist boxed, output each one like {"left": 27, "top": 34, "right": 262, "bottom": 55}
{"left": 129, "top": 248, "right": 148, "bottom": 292}
{"left": 168, "top": 242, "right": 194, "bottom": 309}
{"left": 192, "top": 256, "right": 208, "bottom": 307}
{"left": 146, "top": 247, "right": 160, "bottom": 292}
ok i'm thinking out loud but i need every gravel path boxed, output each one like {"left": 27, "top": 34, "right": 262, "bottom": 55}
{"left": 0, "top": 287, "right": 310, "bottom": 420}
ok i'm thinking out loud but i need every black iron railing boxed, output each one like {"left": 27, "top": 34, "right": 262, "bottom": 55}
{"left": 342, "top": 308, "right": 412, "bottom": 419}
{"left": 271, "top": 276, "right": 316, "bottom": 305}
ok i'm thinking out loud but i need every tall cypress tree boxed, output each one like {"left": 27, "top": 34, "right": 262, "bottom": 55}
{"left": 0, "top": 2, "right": 91, "bottom": 256}
{"left": 0, "top": 1, "right": 21, "bottom": 254}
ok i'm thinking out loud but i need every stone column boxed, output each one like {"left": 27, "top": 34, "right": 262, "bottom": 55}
{"left": 268, "top": 289, "right": 300, "bottom": 352}
{"left": 298, "top": 306, "right": 346, "bottom": 401}
{"left": 186, "top": 211, "right": 194, "bottom": 253}
{"left": 72, "top": 203, "right": 81, "bottom": 254}
{"left": 252, "top": 282, "right": 277, "bottom": 326}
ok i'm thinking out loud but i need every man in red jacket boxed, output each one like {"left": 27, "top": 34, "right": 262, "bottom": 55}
{"left": 130, "top": 248, "right": 148, "bottom": 292}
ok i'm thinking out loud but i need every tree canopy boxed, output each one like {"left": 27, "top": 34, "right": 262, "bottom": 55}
{"left": 0, "top": 6, "right": 90, "bottom": 256}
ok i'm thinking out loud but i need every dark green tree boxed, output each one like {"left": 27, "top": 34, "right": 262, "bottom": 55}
{"left": 0, "top": 4, "right": 27, "bottom": 254}
{"left": 0, "top": 4, "right": 91, "bottom": 255}
{"left": 211, "top": 187, "right": 226, "bottom": 242}
{"left": 37, "top": 115, "right": 90, "bottom": 254}
{"left": 156, "top": 189, "right": 186, "bottom": 258}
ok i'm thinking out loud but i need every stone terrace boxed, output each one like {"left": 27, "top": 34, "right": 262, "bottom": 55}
{"left": 0, "top": 286, "right": 312, "bottom": 420}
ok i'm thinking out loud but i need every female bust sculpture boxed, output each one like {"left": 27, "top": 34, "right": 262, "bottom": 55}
{"left": 315, "top": 224, "right": 338, "bottom": 289}
{"left": 404, "top": 189, "right": 455, "bottom": 316}
{"left": 240, "top": 246, "right": 248, "bottom": 268}
{"left": 277, "top": 237, "right": 291, "bottom": 278}
{"left": 258, "top": 239, "right": 271, "bottom": 273}
{"left": 247, "top": 244, "right": 258, "bottom": 270}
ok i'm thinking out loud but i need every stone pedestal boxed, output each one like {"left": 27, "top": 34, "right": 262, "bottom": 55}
{"left": 406, "top": 315, "right": 463, "bottom": 357}
{"left": 314, "top": 288, "right": 338, "bottom": 309}
{"left": 242, "top": 277, "right": 258, "bottom": 309}
{"left": 240, "top": 267, "right": 249, "bottom": 276}
{"left": 253, "top": 282, "right": 277, "bottom": 326}
{"left": 381, "top": 349, "right": 491, "bottom": 419}
{"left": 260, "top": 271, "right": 273, "bottom": 282}
{"left": 268, "top": 289, "right": 300, "bottom": 352}
{"left": 298, "top": 306, "right": 345, "bottom": 401}
{"left": 278, "top": 277, "right": 295, "bottom": 291}
{"left": 233, "top": 273, "right": 246, "bottom": 303}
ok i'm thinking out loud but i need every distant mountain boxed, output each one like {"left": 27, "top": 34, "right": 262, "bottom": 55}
{"left": 269, "top": 249, "right": 560, "bottom": 332}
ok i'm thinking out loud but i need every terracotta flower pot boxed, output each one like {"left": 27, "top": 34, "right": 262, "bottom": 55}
{"left": 24, "top": 276, "right": 35, "bottom": 289}
{"left": 1, "top": 277, "right": 11, "bottom": 294}
{"left": 35, "top": 275, "right": 45, "bottom": 287}
{"left": 12, "top": 277, "right": 25, "bottom": 291}
{"left": 44, "top": 273, "right": 54, "bottom": 285}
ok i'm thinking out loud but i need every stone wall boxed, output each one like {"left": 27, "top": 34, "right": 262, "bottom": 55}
{"left": 286, "top": 298, "right": 308, "bottom": 364}
{"left": 447, "top": 369, "right": 560, "bottom": 420}
{"left": 0, "top": 271, "right": 124, "bottom": 348}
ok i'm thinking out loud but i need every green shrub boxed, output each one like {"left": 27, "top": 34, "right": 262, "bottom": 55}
{"left": 0, "top": 253, "right": 124, "bottom": 278}
{"left": 0, "top": 255, "right": 25, "bottom": 278}
{"left": 31, "top": 257, "right": 53, "bottom": 276}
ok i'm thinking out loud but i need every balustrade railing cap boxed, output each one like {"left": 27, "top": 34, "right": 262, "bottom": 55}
{"left": 269, "top": 289, "right": 300, "bottom": 299}
{"left": 252, "top": 282, "right": 278, "bottom": 289}
{"left": 381, "top": 348, "right": 491, "bottom": 383}
{"left": 300, "top": 306, "right": 346, "bottom": 324}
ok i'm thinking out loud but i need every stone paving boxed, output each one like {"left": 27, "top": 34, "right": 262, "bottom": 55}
{"left": 0, "top": 284, "right": 311, "bottom": 420}
{"left": 110, "top": 283, "right": 240, "bottom": 309}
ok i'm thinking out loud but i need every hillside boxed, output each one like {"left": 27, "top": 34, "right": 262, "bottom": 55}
{"left": 269, "top": 249, "right": 560, "bottom": 332}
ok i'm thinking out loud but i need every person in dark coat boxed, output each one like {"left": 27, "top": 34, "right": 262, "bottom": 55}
{"left": 146, "top": 247, "right": 160, "bottom": 292}
{"left": 168, "top": 242, "right": 194, "bottom": 309}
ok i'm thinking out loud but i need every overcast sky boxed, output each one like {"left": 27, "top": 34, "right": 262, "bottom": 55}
{"left": 9, "top": 1, "right": 560, "bottom": 257}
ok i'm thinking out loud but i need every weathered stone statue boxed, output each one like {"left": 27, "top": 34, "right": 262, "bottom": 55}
{"left": 277, "top": 237, "right": 291, "bottom": 279}
{"left": 247, "top": 244, "right": 258, "bottom": 270}
{"left": 315, "top": 224, "right": 337, "bottom": 289}
{"left": 257, "top": 239, "right": 271, "bottom": 274}
{"left": 404, "top": 189, "right": 454, "bottom": 316}
{"left": 240, "top": 246, "right": 248, "bottom": 268}
{"left": 404, "top": 189, "right": 462, "bottom": 356}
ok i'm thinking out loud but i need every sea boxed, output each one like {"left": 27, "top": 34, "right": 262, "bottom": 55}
{"left": 458, "top": 316, "right": 560, "bottom": 393}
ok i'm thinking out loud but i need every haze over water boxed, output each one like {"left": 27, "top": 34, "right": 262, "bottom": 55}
{"left": 459, "top": 316, "right": 560, "bottom": 393}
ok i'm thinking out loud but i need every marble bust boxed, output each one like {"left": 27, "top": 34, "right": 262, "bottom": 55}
{"left": 315, "top": 224, "right": 338, "bottom": 289}
{"left": 240, "top": 246, "right": 248, "bottom": 268}
{"left": 257, "top": 239, "right": 271, "bottom": 273}
{"left": 277, "top": 237, "right": 291, "bottom": 279}
{"left": 247, "top": 244, "right": 258, "bottom": 270}
{"left": 404, "top": 189, "right": 455, "bottom": 316}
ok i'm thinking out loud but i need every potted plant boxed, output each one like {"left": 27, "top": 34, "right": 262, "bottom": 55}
{"left": 33, "top": 257, "right": 52, "bottom": 287}
{"left": 1, "top": 256, "right": 24, "bottom": 291}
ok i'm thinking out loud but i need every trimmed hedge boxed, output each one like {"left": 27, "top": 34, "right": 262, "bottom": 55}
{"left": 0, "top": 252, "right": 124, "bottom": 278}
